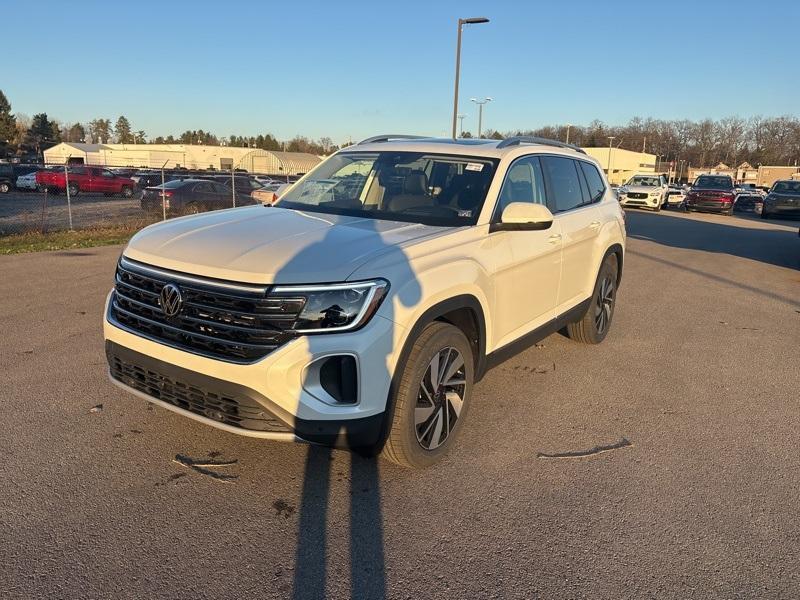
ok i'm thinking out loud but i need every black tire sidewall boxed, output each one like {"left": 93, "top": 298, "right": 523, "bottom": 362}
{"left": 587, "top": 256, "right": 619, "bottom": 344}
{"left": 390, "top": 323, "right": 474, "bottom": 468}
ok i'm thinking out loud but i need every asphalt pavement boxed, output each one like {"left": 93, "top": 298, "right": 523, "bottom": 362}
{"left": 1, "top": 209, "right": 798, "bottom": 599}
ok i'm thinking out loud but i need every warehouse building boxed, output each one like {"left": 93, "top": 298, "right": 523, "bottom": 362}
{"left": 582, "top": 147, "right": 656, "bottom": 186}
{"left": 43, "top": 143, "right": 322, "bottom": 176}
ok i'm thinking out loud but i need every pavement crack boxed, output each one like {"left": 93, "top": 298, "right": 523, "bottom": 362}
{"left": 173, "top": 453, "right": 238, "bottom": 483}
{"left": 537, "top": 437, "right": 632, "bottom": 459}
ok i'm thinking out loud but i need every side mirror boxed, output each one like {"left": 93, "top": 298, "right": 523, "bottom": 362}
{"left": 490, "top": 202, "right": 554, "bottom": 232}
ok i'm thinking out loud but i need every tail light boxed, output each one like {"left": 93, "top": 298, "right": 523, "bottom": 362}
{"left": 160, "top": 190, "right": 173, "bottom": 198}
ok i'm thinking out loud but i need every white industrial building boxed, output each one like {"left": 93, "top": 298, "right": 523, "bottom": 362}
{"left": 43, "top": 142, "right": 322, "bottom": 176}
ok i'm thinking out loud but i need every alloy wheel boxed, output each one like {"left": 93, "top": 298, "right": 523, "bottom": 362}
{"left": 594, "top": 275, "right": 615, "bottom": 335}
{"left": 414, "top": 347, "right": 467, "bottom": 451}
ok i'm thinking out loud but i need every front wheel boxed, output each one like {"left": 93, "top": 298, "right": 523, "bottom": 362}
{"left": 566, "top": 254, "right": 618, "bottom": 344}
{"left": 0, "top": 182, "right": 10, "bottom": 193}
{"left": 761, "top": 208, "right": 770, "bottom": 220}
{"left": 67, "top": 182, "right": 79, "bottom": 196}
{"left": 120, "top": 186, "right": 133, "bottom": 198}
{"left": 381, "top": 322, "right": 473, "bottom": 469}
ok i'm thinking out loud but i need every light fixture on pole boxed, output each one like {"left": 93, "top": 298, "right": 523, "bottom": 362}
{"left": 470, "top": 97, "right": 492, "bottom": 138}
{"left": 451, "top": 16, "right": 489, "bottom": 139}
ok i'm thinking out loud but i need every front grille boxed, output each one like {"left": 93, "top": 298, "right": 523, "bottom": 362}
{"left": 109, "top": 352, "right": 291, "bottom": 433}
{"left": 110, "top": 257, "right": 300, "bottom": 362}
{"left": 627, "top": 192, "right": 648, "bottom": 199}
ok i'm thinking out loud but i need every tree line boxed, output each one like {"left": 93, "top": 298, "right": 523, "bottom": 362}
{"left": 479, "top": 115, "right": 800, "bottom": 168}
{"left": 0, "top": 90, "right": 344, "bottom": 160}
{"left": 2, "top": 89, "right": 798, "bottom": 167}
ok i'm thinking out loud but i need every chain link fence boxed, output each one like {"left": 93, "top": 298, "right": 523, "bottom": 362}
{"left": 0, "top": 163, "right": 294, "bottom": 237}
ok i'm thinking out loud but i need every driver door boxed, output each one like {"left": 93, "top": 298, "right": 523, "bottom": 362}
{"left": 490, "top": 156, "right": 562, "bottom": 349}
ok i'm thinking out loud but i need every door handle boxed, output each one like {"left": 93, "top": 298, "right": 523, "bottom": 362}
{"left": 589, "top": 220, "right": 601, "bottom": 229}
{"left": 548, "top": 234, "right": 562, "bottom": 244}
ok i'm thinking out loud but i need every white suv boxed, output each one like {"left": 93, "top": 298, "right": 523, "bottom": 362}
{"left": 619, "top": 173, "right": 668, "bottom": 211}
{"left": 104, "top": 135, "right": 626, "bottom": 468}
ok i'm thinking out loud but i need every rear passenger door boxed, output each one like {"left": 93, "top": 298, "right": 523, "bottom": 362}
{"left": 540, "top": 156, "right": 603, "bottom": 312}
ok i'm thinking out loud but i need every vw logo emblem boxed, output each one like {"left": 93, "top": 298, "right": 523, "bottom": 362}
{"left": 159, "top": 283, "right": 183, "bottom": 318}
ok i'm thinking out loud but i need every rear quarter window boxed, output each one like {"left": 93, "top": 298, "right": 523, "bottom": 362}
{"left": 579, "top": 161, "right": 606, "bottom": 202}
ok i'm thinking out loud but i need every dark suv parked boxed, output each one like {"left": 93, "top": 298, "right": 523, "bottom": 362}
{"left": 762, "top": 180, "right": 800, "bottom": 219}
{"left": 685, "top": 175, "right": 735, "bottom": 215}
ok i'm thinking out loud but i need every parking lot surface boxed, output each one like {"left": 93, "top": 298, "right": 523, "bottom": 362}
{"left": 1, "top": 210, "right": 798, "bottom": 599}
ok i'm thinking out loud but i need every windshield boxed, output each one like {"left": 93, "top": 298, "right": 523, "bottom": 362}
{"left": 627, "top": 176, "right": 660, "bottom": 187}
{"left": 694, "top": 175, "right": 733, "bottom": 189}
{"left": 276, "top": 151, "right": 498, "bottom": 226}
{"left": 772, "top": 181, "right": 800, "bottom": 194}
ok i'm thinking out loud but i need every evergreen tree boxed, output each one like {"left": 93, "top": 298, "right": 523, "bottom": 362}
{"left": 0, "top": 90, "right": 16, "bottom": 154}
{"left": 115, "top": 116, "right": 133, "bottom": 143}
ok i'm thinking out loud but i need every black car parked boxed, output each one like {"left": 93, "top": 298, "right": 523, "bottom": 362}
{"left": 141, "top": 178, "right": 255, "bottom": 215}
{"left": 733, "top": 192, "right": 764, "bottom": 214}
{"left": 762, "top": 180, "right": 800, "bottom": 219}
{"left": 0, "top": 163, "right": 15, "bottom": 193}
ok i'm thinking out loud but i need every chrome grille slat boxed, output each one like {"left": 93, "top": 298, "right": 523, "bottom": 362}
{"left": 110, "top": 258, "right": 299, "bottom": 363}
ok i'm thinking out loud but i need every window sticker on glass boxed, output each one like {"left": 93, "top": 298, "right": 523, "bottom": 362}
{"left": 458, "top": 209, "right": 473, "bottom": 218}
{"left": 465, "top": 162, "right": 484, "bottom": 172}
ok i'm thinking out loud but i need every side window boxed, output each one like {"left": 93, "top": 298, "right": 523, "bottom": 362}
{"left": 212, "top": 182, "right": 230, "bottom": 194}
{"left": 579, "top": 161, "right": 606, "bottom": 203}
{"left": 193, "top": 182, "right": 211, "bottom": 193}
{"left": 496, "top": 156, "right": 546, "bottom": 214}
{"left": 542, "top": 156, "right": 584, "bottom": 212}
{"left": 102, "top": 169, "right": 115, "bottom": 178}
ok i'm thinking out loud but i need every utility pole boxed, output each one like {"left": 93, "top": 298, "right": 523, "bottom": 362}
{"left": 457, "top": 114, "right": 467, "bottom": 137}
{"left": 451, "top": 17, "right": 490, "bottom": 138}
{"left": 565, "top": 123, "right": 572, "bottom": 145}
{"left": 607, "top": 136, "right": 616, "bottom": 183}
{"left": 471, "top": 97, "right": 492, "bottom": 138}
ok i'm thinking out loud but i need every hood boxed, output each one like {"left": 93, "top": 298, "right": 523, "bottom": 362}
{"left": 123, "top": 206, "right": 448, "bottom": 284}
{"left": 624, "top": 185, "right": 660, "bottom": 194}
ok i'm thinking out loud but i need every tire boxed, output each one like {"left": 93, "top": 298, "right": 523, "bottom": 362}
{"left": 183, "top": 203, "right": 201, "bottom": 215}
{"left": 566, "top": 254, "right": 619, "bottom": 345}
{"left": 0, "top": 182, "right": 9, "bottom": 193}
{"left": 120, "top": 186, "right": 133, "bottom": 198}
{"left": 381, "top": 322, "right": 474, "bottom": 469}
{"left": 761, "top": 208, "right": 770, "bottom": 220}
{"left": 67, "top": 182, "right": 79, "bottom": 197}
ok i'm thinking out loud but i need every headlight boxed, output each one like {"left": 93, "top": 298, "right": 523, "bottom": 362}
{"left": 270, "top": 279, "right": 389, "bottom": 333}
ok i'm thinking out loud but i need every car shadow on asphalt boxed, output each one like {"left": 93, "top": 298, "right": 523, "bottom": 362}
{"left": 625, "top": 209, "right": 800, "bottom": 271}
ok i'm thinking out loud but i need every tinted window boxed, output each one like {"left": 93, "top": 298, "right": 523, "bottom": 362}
{"left": 497, "top": 157, "right": 546, "bottom": 213}
{"left": 68, "top": 166, "right": 87, "bottom": 175}
{"left": 773, "top": 181, "right": 800, "bottom": 194}
{"left": 579, "top": 161, "right": 606, "bottom": 202}
{"left": 211, "top": 182, "right": 230, "bottom": 194}
{"left": 542, "top": 156, "right": 584, "bottom": 212}
{"left": 694, "top": 175, "right": 733, "bottom": 190}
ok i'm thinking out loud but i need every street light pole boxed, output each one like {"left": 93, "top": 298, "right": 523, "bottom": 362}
{"left": 451, "top": 16, "right": 489, "bottom": 139}
{"left": 471, "top": 97, "right": 492, "bottom": 138}
{"left": 607, "top": 136, "right": 616, "bottom": 183}
{"left": 457, "top": 114, "right": 467, "bottom": 136}
{"left": 565, "top": 123, "right": 572, "bottom": 145}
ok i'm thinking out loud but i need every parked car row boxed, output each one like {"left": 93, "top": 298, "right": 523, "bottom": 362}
{"left": 618, "top": 173, "right": 800, "bottom": 220}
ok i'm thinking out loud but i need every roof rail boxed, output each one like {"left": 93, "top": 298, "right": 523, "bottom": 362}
{"left": 496, "top": 136, "right": 586, "bottom": 154}
{"left": 357, "top": 134, "right": 429, "bottom": 145}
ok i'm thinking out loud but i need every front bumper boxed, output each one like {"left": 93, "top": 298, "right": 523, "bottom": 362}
{"left": 685, "top": 200, "right": 732, "bottom": 212}
{"left": 104, "top": 292, "right": 399, "bottom": 448}
{"left": 621, "top": 196, "right": 660, "bottom": 208}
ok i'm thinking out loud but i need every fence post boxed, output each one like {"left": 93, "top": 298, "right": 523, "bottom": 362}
{"left": 231, "top": 167, "right": 236, "bottom": 208}
{"left": 160, "top": 159, "right": 168, "bottom": 221}
{"left": 64, "top": 160, "right": 73, "bottom": 231}
{"left": 40, "top": 184, "right": 49, "bottom": 234}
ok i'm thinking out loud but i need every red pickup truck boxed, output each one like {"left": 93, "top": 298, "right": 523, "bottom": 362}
{"left": 36, "top": 166, "right": 136, "bottom": 197}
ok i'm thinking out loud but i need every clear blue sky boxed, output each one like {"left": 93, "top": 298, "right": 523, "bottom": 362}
{"left": 5, "top": 0, "right": 798, "bottom": 143}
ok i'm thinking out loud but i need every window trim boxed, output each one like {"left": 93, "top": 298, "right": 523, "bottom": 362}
{"left": 577, "top": 159, "right": 607, "bottom": 205}
{"left": 491, "top": 155, "right": 548, "bottom": 222}
{"left": 540, "top": 155, "right": 587, "bottom": 214}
